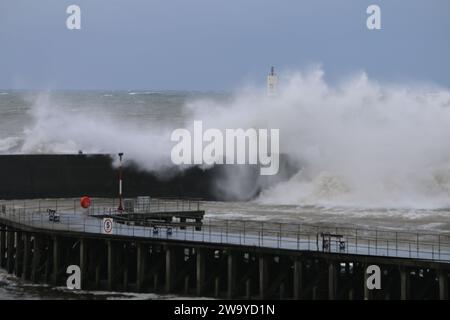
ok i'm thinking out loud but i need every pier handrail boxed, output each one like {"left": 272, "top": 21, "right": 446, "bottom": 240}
{"left": 1, "top": 200, "right": 450, "bottom": 263}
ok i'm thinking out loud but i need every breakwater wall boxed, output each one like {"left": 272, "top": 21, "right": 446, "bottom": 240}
{"left": 0, "top": 154, "right": 296, "bottom": 201}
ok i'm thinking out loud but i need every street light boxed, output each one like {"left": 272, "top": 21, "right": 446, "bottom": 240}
{"left": 117, "top": 152, "right": 124, "bottom": 213}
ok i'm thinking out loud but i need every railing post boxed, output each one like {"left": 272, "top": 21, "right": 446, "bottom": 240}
{"left": 279, "top": 223, "right": 282, "bottom": 248}
{"left": 226, "top": 220, "right": 228, "bottom": 242}
{"left": 438, "top": 235, "right": 441, "bottom": 260}
{"left": 261, "top": 222, "right": 264, "bottom": 247}
{"left": 416, "top": 233, "right": 419, "bottom": 258}
{"left": 208, "top": 219, "right": 211, "bottom": 242}
{"left": 396, "top": 232, "right": 398, "bottom": 256}
{"left": 375, "top": 229, "right": 378, "bottom": 254}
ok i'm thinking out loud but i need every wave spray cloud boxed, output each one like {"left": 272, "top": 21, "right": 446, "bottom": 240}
{"left": 170, "top": 120, "right": 280, "bottom": 176}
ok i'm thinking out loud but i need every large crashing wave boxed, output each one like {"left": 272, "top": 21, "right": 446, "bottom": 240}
{"left": 18, "top": 94, "right": 176, "bottom": 171}
{"left": 13, "top": 68, "right": 450, "bottom": 208}
{"left": 186, "top": 69, "right": 450, "bottom": 208}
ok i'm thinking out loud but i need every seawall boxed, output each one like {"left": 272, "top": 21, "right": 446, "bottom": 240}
{"left": 0, "top": 154, "right": 297, "bottom": 201}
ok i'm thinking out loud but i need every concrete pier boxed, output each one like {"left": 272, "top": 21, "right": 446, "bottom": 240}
{"left": 0, "top": 217, "right": 449, "bottom": 300}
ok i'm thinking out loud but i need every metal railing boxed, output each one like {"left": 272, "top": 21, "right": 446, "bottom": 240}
{"left": 0, "top": 197, "right": 202, "bottom": 216}
{"left": 1, "top": 200, "right": 450, "bottom": 263}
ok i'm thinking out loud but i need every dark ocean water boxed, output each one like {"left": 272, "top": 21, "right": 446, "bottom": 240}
{"left": 0, "top": 90, "right": 228, "bottom": 154}
{"left": 0, "top": 268, "right": 195, "bottom": 300}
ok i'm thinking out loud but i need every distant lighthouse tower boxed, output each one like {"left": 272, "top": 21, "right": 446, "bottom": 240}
{"left": 267, "top": 66, "right": 278, "bottom": 96}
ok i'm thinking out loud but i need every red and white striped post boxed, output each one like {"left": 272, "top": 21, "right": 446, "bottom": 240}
{"left": 117, "top": 152, "right": 124, "bottom": 213}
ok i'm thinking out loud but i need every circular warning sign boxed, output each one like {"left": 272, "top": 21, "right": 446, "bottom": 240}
{"left": 102, "top": 218, "right": 113, "bottom": 234}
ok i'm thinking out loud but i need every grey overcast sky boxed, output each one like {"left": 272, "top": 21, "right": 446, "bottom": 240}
{"left": 0, "top": 0, "right": 449, "bottom": 91}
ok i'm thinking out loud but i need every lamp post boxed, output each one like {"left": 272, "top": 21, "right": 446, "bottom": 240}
{"left": 118, "top": 152, "right": 124, "bottom": 212}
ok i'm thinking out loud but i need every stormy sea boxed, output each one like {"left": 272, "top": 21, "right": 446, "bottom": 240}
{"left": 1, "top": 70, "right": 450, "bottom": 299}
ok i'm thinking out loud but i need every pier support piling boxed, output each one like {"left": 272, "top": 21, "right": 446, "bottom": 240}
{"left": 328, "top": 262, "right": 336, "bottom": 300}
{"left": 279, "top": 282, "right": 286, "bottom": 299}
{"left": 293, "top": 260, "right": 303, "bottom": 299}
{"left": 52, "top": 237, "right": 60, "bottom": 285}
{"left": 227, "top": 252, "right": 236, "bottom": 299}
{"left": 0, "top": 227, "right": 5, "bottom": 268}
{"left": 259, "top": 256, "right": 268, "bottom": 299}
{"left": 6, "top": 228, "right": 14, "bottom": 274}
{"left": 165, "top": 246, "right": 177, "bottom": 293}
{"left": 95, "top": 264, "right": 101, "bottom": 289}
{"left": 80, "top": 239, "right": 87, "bottom": 289}
{"left": 348, "top": 288, "right": 354, "bottom": 300}
{"left": 22, "top": 233, "right": 30, "bottom": 280}
{"left": 107, "top": 240, "right": 116, "bottom": 291}
{"left": 312, "top": 286, "right": 318, "bottom": 300}
{"left": 364, "top": 264, "right": 370, "bottom": 300}
{"left": 245, "top": 279, "right": 251, "bottom": 299}
{"left": 400, "top": 267, "right": 409, "bottom": 300}
{"left": 31, "top": 235, "right": 42, "bottom": 282}
{"left": 136, "top": 242, "right": 146, "bottom": 292}
{"left": 214, "top": 276, "right": 220, "bottom": 298}
{"left": 438, "top": 269, "right": 448, "bottom": 300}
{"left": 14, "top": 232, "right": 23, "bottom": 277}
{"left": 184, "top": 275, "right": 190, "bottom": 294}
{"left": 196, "top": 248, "right": 206, "bottom": 296}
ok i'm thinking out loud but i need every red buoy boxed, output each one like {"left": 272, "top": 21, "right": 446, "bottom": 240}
{"left": 80, "top": 196, "right": 91, "bottom": 209}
